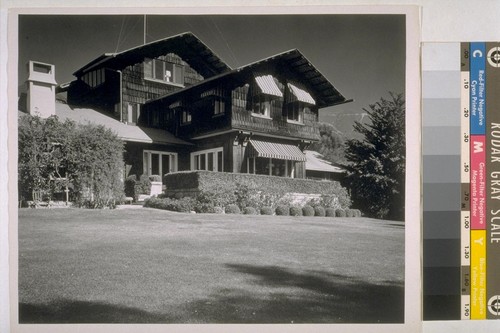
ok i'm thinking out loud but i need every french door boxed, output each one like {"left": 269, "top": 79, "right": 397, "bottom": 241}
{"left": 143, "top": 150, "right": 177, "bottom": 177}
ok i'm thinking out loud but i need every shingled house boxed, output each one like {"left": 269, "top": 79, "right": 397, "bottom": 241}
{"left": 25, "top": 32, "right": 350, "bottom": 182}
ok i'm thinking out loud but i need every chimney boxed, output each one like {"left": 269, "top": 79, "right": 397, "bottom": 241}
{"left": 26, "top": 61, "right": 57, "bottom": 118}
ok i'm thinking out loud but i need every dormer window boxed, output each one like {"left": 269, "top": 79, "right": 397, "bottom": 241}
{"left": 250, "top": 74, "right": 283, "bottom": 118}
{"left": 145, "top": 58, "right": 184, "bottom": 86}
{"left": 181, "top": 109, "right": 192, "bottom": 125}
{"left": 284, "top": 83, "right": 315, "bottom": 123}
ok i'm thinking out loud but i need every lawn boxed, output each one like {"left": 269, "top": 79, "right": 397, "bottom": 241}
{"left": 18, "top": 207, "right": 404, "bottom": 324}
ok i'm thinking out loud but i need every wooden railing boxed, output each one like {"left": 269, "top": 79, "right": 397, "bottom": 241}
{"left": 231, "top": 107, "right": 320, "bottom": 141}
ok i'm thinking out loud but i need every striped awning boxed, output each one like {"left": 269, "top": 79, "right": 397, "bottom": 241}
{"left": 287, "top": 83, "right": 316, "bottom": 105}
{"left": 254, "top": 74, "right": 283, "bottom": 97}
{"left": 248, "top": 139, "right": 306, "bottom": 161}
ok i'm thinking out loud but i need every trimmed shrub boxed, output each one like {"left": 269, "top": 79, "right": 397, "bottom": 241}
{"left": 124, "top": 175, "right": 137, "bottom": 198}
{"left": 225, "top": 204, "right": 241, "bottom": 214}
{"left": 260, "top": 206, "right": 274, "bottom": 215}
{"left": 235, "top": 183, "right": 260, "bottom": 210}
{"left": 194, "top": 202, "right": 216, "bottom": 214}
{"left": 164, "top": 171, "right": 351, "bottom": 209}
{"left": 144, "top": 196, "right": 195, "bottom": 213}
{"left": 314, "top": 206, "right": 326, "bottom": 217}
{"left": 290, "top": 206, "right": 303, "bottom": 216}
{"left": 346, "top": 209, "right": 355, "bottom": 218}
{"left": 214, "top": 206, "right": 224, "bottom": 214}
{"left": 325, "top": 208, "right": 336, "bottom": 217}
{"left": 302, "top": 205, "right": 315, "bottom": 217}
{"left": 353, "top": 209, "right": 362, "bottom": 217}
{"left": 275, "top": 205, "right": 290, "bottom": 216}
{"left": 243, "top": 207, "right": 258, "bottom": 215}
{"left": 136, "top": 174, "right": 152, "bottom": 195}
{"left": 335, "top": 209, "right": 347, "bottom": 217}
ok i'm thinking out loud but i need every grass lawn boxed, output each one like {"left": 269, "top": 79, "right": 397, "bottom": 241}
{"left": 18, "top": 207, "right": 404, "bottom": 324}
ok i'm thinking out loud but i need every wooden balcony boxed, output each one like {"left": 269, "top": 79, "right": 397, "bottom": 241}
{"left": 231, "top": 107, "right": 320, "bottom": 141}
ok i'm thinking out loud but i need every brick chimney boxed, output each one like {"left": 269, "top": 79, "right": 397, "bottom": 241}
{"left": 26, "top": 61, "right": 57, "bottom": 118}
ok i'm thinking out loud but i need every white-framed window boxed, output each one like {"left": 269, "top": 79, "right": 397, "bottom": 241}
{"left": 191, "top": 147, "right": 223, "bottom": 172}
{"left": 213, "top": 99, "right": 225, "bottom": 116}
{"left": 144, "top": 58, "right": 184, "bottom": 86}
{"left": 251, "top": 94, "right": 271, "bottom": 118}
{"left": 181, "top": 109, "right": 192, "bottom": 125}
{"left": 127, "top": 103, "right": 141, "bottom": 125}
{"left": 285, "top": 102, "right": 307, "bottom": 123}
{"left": 247, "top": 157, "right": 295, "bottom": 178}
{"left": 143, "top": 150, "right": 178, "bottom": 178}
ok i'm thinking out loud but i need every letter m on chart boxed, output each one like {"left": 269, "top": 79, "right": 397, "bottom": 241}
{"left": 473, "top": 139, "right": 484, "bottom": 153}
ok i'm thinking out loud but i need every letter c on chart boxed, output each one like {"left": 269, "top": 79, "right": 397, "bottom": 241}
{"left": 473, "top": 50, "right": 483, "bottom": 58}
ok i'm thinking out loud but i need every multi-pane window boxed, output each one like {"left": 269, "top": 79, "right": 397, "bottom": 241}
{"left": 145, "top": 58, "right": 184, "bottom": 85}
{"left": 191, "top": 148, "right": 223, "bottom": 172}
{"left": 252, "top": 94, "right": 272, "bottom": 117}
{"left": 213, "top": 99, "right": 225, "bottom": 116}
{"left": 143, "top": 150, "right": 177, "bottom": 178}
{"left": 127, "top": 103, "right": 140, "bottom": 125}
{"left": 181, "top": 109, "right": 192, "bottom": 125}
{"left": 285, "top": 102, "right": 309, "bottom": 123}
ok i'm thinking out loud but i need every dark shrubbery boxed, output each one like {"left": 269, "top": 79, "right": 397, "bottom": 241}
{"left": 325, "top": 208, "right": 336, "bottom": 217}
{"left": 335, "top": 209, "right": 347, "bottom": 217}
{"left": 289, "top": 206, "right": 303, "bottom": 216}
{"left": 124, "top": 175, "right": 137, "bottom": 198}
{"left": 275, "top": 205, "right": 290, "bottom": 216}
{"left": 260, "top": 206, "right": 273, "bottom": 215}
{"left": 144, "top": 196, "right": 195, "bottom": 213}
{"left": 302, "top": 205, "right": 315, "bottom": 217}
{"left": 243, "top": 207, "right": 258, "bottom": 215}
{"left": 137, "top": 174, "right": 152, "bottom": 195}
{"left": 314, "top": 206, "right": 326, "bottom": 217}
{"left": 225, "top": 204, "right": 241, "bottom": 214}
{"left": 124, "top": 174, "right": 152, "bottom": 201}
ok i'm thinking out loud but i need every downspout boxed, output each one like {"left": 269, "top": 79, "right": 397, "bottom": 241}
{"left": 118, "top": 70, "right": 123, "bottom": 122}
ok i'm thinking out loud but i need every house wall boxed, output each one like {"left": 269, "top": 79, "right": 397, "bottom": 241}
{"left": 120, "top": 53, "right": 204, "bottom": 122}
{"left": 124, "top": 142, "right": 192, "bottom": 178}
{"left": 190, "top": 132, "right": 236, "bottom": 172}
{"left": 67, "top": 68, "right": 121, "bottom": 114}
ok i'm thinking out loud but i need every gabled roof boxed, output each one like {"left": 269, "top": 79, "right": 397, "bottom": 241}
{"left": 305, "top": 150, "right": 345, "bottom": 173}
{"left": 145, "top": 49, "right": 351, "bottom": 109}
{"left": 73, "top": 32, "right": 231, "bottom": 79}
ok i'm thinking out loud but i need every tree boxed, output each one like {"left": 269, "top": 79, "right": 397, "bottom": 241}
{"left": 18, "top": 115, "right": 75, "bottom": 202}
{"left": 18, "top": 114, "right": 124, "bottom": 208}
{"left": 344, "top": 93, "right": 405, "bottom": 221}
{"left": 309, "top": 122, "right": 347, "bottom": 164}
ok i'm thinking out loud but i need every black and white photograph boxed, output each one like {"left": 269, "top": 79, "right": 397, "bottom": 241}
{"left": 13, "top": 8, "right": 418, "bottom": 330}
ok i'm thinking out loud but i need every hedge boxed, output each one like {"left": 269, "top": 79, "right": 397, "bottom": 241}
{"left": 260, "top": 206, "right": 274, "bottom": 215}
{"left": 243, "top": 207, "right": 258, "bottom": 215}
{"left": 124, "top": 174, "right": 151, "bottom": 201}
{"left": 289, "top": 206, "right": 303, "bottom": 216}
{"left": 164, "top": 171, "right": 351, "bottom": 208}
{"left": 314, "top": 206, "right": 326, "bottom": 217}
{"left": 302, "top": 205, "right": 315, "bottom": 217}
{"left": 275, "top": 205, "right": 290, "bottom": 216}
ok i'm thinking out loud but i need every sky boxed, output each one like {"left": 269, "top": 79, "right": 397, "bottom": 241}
{"left": 18, "top": 14, "right": 405, "bottom": 137}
